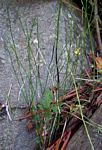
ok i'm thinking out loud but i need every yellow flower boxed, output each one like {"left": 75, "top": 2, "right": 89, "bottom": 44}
{"left": 97, "top": 69, "right": 102, "bottom": 74}
{"left": 74, "top": 48, "right": 80, "bottom": 56}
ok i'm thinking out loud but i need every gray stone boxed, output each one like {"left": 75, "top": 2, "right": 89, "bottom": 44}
{"left": 0, "top": 0, "right": 92, "bottom": 149}
{"left": 66, "top": 106, "right": 102, "bottom": 150}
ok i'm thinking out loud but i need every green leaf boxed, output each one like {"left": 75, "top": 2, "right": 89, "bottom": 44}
{"left": 40, "top": 89, "right": 52, "bottom": 109}
{"left": 51, "top": 105, "right": 58, "bottom": 113}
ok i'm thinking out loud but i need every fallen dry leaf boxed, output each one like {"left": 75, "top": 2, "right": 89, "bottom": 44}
{"left": 47, "top": 138, "right": 61, "bottom": 150}
{"left": 95, "top": 57, "right": 102, "bottom": 69}
{"left": 26, "top": 121, "right": 33, "bottom": 132}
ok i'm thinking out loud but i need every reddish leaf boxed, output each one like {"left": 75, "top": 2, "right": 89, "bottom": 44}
{"left": 93, "top": 87, "right": 102, "bottom": 92}
{"left": 61, "top": 131, "right": 71, "bottom": 150}
{"left": 95, "top": 93, "right": 102, "bottom": 106}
